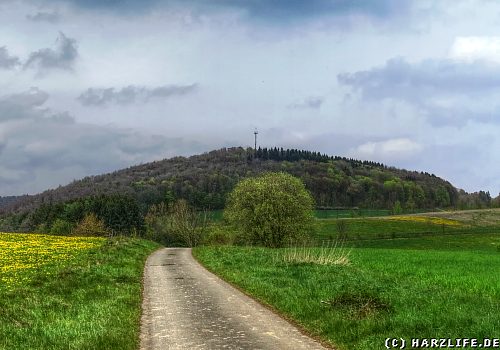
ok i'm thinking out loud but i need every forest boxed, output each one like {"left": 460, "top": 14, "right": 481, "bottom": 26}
{"left": 0, "top": 147, "right": 497, "bottom": 233}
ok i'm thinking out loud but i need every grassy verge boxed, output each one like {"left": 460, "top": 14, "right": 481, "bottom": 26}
{"left": 193, "top": 233, "right": 500, "bottom": 350}
{"left": 0, "top": 233, "right": 160, "bottom": 350}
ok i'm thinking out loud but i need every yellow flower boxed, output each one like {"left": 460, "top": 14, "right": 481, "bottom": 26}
{"left": 0, "top": 233, "right": 104, "bottom": 288}
{"left": 387, "top": 216, "right": 462, "bottom": 226}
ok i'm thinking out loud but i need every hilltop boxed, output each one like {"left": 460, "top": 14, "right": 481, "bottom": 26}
{"left": 3, "top": 147, "right": 492, "bottom": 218}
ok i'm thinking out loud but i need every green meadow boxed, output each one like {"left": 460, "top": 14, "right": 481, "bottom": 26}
{"left": 194, "top": 211, "right": 500, "bottom": 350}
{"left": 2, "top": 209, "right": 499, "bottom": 350}
{"left": 0, "top": 234, "right": 159, "bottom": 350}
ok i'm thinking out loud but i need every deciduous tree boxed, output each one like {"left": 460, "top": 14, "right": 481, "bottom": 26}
{"left": 224, "top": 172, "right": 314, "bottom": 247}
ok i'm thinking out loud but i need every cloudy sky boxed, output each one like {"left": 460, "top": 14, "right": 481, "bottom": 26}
{"left": 1, "top": 0, "right": 499, "bottom": 196}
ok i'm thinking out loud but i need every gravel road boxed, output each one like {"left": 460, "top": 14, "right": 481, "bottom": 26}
{"left": 139, "top": 247, "right": 328, "bottom": 350}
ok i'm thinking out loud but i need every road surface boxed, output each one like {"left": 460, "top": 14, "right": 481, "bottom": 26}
{"left": 140, "top": 247, "right": 329, "bottom": 350}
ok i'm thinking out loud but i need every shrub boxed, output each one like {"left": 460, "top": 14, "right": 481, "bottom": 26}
{"left": 224, "top": 172, "right": 315, "bottom": 247}
{"left": 72, "top": 213, "right": 109, "bottom": 237}
{"left": 145, "top": 202, "right": 176, "bottom": 245}
{"left": 87, "top": 195, "right": 144, "bottom": 235}
{"left": 144, "top": 200, "right": 209, "bottom": 247}
{"left": 392, "top": 200, "right": 403, "bottom": 215}
{"left": 35, "top": 223, "right": 50, "bottom": 234}
{"left": 170, "top": 199, "right": 208, "bottom": 247}
{"left": 202, "top": 224, "right": 236, "bottom": 246}
{"left": 336, "top": 219, "right": 349, "bottom": 240}
{"left": 50, "top": 219, "right": 74, "bottom": 235}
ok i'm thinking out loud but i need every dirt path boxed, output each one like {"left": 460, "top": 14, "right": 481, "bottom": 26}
{"left": 140, "top": 247, "right": 328, "bottom": 350}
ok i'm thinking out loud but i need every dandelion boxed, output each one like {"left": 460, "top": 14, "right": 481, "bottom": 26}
{"left": 0, "top": 233, "right": 104, "bottom": 289}
{"left": 386, "top": 216, "right": 462, "bottom": 226}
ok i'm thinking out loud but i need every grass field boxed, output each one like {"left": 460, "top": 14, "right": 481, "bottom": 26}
{"left": 314, "top": 209, "right": 391, "bottom": 219}
{"left": 194, "top": 212, "right": 500, "bottom": 350}
{"left": 313, "top": 214, "right": 500, "bottom": 242}
{"left": 416, "top": 208, "right": 500, "bottom": 226}
{"left": 209, "top": 208, "right": 394, "bottom": 221}
{"left": 0, "top": 233, "right": 160, "bottom": 350}
{"left": 210, "top": 208, "right": 500, "bottom": 243}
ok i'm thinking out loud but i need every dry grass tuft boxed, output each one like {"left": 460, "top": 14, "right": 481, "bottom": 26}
{"left": 278, "top": 239, "right": 351, "bottom": 265}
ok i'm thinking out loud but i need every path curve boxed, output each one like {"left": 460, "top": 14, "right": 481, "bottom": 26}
{"left": 140, "top": 247, "right": 328, "bottom": 350}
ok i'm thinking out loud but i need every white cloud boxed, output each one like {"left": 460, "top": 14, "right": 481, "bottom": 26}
{"left": 352, "top": 138, "right": 423, "bottom": 160}
{"left": 450, "top": 36, "right": 500, "bottom": 62}
{"left": 0, "top": 88, "right": 206, "bottom": 195}
{"left": 0, "top": 0, "right": 499, "bottom": 196}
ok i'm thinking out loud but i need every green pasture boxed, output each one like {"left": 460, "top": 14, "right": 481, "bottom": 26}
{"left": 312, "top": 216, "right": 500, "bottom": 242}
{"left": 0, "top": 235, "right": 159, "bottom": 350}
{"left": 195, "top": 210, "right": 500, "bottom": 350}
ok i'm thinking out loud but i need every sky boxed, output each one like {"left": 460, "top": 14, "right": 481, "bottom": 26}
{"left": 0, "top": 0, "right": 499, "bottom": 196}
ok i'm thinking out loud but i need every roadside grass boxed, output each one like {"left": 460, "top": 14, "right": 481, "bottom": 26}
{"left": 0, "top": 233, "right": 160, "bottom": 350}
{"left": 194, "top": 241, "right": 500, "bottom": 350}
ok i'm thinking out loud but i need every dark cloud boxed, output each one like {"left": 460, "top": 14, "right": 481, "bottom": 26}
{"left": 77, "top": 84, "right": 197, "bottom": 106}
{"left": 289, "top": 96, "right": 324, "bottom": 109}
{"left": 45, "top": 0, "right": 409, "bottom": 22}
{"left": 418, "top": 106, "right": 499, "bottom": 128}
{"left": 0, "top": 88, "right": 206, "bottom": 195}
{"left": 26, "top": 11, "right": 60, "bottom": 23}
{"left": 217, "top": 0, "right": 408, "bottom": 21}
{"left": 338, "top": 57, "right": 500, "bottom": 126}
{"left": 0, "top": 87, "right": 50, "bottom": 122}
{"left": 338, "top": 57, "right": 500, "bottom": 101}
{"left": 24, "top": 32, "right": 78, "bottom": 74}
{"left": 51, "top": 0, "right": 158, "bottom": 12}
{"left": 0, "top": 47, "right": 20, "bottom": 70}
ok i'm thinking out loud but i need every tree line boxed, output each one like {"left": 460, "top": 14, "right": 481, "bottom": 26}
{"left": 250, "top": 147, "right": 386, "bottom": 168}
{"left": 1, "top": 194, "right": 144, "bottom": 236}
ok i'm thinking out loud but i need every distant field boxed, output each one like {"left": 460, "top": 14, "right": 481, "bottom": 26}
{"left": 207, "top": 209, "right": 388, "bottom": 221}
{"left": 347, "top": 232, "right": 500, "bottom": 252}
{"left": 208, "top": 208, "right": 420, "bottom": 221}
{"left": 415, "top": 208, "right": 500, "bottom": 226}
{"left": 314, "top": 209, "right": 391, "bottom": 219}
{"left": 194, "top": 210, "right": 500, "bottom": 350}
{"left": 0, "top": 233, "right": 159, "bottom": 350}
{"left": 312, "top": 213, "right": 500, "bottom": 242}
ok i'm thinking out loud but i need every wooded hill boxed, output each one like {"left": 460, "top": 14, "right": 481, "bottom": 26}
{"left": 0, "top": 147, "right": 495, "bottom": 217}
{"left": 0, "top": 196, "right": 26, "bottom": 209}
